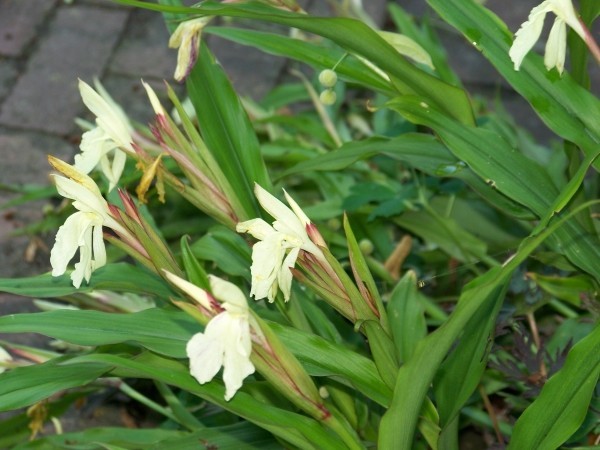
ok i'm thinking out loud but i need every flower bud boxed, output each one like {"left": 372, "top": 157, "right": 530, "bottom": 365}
{"left": 318, "top": 69, "right": 338, "bottom": 88}
{"left": 319, "top": 89, "right": 337, "bottom": 106}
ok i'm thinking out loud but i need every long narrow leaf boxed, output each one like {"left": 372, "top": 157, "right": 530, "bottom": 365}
{"left": 508, "top": 323, "right": 600, "bottom": 449}
{"left": 114, "top": 0, "right": 474, "bottom": 124}
{"left": 425, "top": 0, "right": 600, "bottom": 160}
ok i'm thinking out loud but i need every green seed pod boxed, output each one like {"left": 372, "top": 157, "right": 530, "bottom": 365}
{"left": 319, "top": 89, "right": 337, "bottom": 105}
{"left": 318, "top": 69, "right": 338, "bottom": 88}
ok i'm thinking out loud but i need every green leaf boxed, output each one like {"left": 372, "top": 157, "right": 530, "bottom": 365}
{"left": 378, "top": 200, "right": 596, "bottom": 448}
{"left": 0, "top": 308, "right": 194, "bottom": 357}
{"left": 180, "top": 236, "right": 210, "bottom": 290}
{"left": 114, "top": 0, "right": 474, "bottom": 125}
{"left": 205, "top": 26, "right": 395, "bottom": 95}
{"left": 0, "top": 263, "right": 174, "bottom": 299}
{"left": 433, "top": 283, "right": 505, "bottom": 429}
{"left": 14, "top": 425, "right": 279, "bottom": 450}
{"left": 270, "top": 322, "right": 392, "bottom": 407}
{"left": 388, "top": 97, "right": 600, "bottom": 281}
{"left": 0, "top": 358, "right": 108, "bottom": 411}
{"left": 387, "top": 271, "right": 427, "bottom": 364}
{"left": 190, "top": 226, "right": 252, "bottom": 278}
{"left": 508, "top": 324, "right": 600, "bottom": 450}
{"left": 75, "top": 352, "right": 348, "bottom": 450}
{"left": 282, "top": 134, "right": 534, "bottom": 219}
{"left": 425, "top": 0, "right": 600, "bottom": 159}
{"left": 188, "top": 43, "right": 271, "bottom": 220}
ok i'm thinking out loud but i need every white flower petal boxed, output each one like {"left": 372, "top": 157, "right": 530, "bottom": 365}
{"left": 79, "top": 79, "right": 133, "bottom": 153}
{"left": 544, "top": 17, "right": 567, "bottom": 72}
{"left": 50, "top": 212, "right": 89, "bottom": 277}
{"left": 92, "top": 221, "right": 106, "bottom": 270}
{"left": 222, "top": 317, "right": 254, "bottom": 401}
{"left": 0, "top": 346, "right": 12, "bottom": 375}
{"left": 550, "top": 0, "right": 586, "bottom": 40}
{"left": 254, "top": 184, "right": 306, "bottom": 238}
{"left": 509, "top": 3, "right": 550, "bottom": 70}
{"left": 208, "top": 275, "right": 248, "bottom": 312}
{"left": 186, "top": 311, "right": 254, "bottom": 401}
{"left": 187, "top": 330, "right": 224, "bottom": 384}
{"left": 249, "top": 236, "right": 286, "bottom": 302}
{"left": 236, "top": 218, "right": 275, "bottom": 240}
{"left": 163, "top": 271, "right": 212, "bottom": 310}
{"left": 278, "top": 246, "right": 300, "bottom": 302}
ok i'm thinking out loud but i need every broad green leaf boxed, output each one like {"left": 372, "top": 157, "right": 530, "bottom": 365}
{"left": 0, "top": 307, "right": 390, "bottom": 406}
{"left": 270, "top": 322, "right": 392, "bottom": 407}
{"left": 0, "top": 263, "right": 174, "bottom": 299}
{"left": 425, "top": 0, "right": 600, "bottom": 160}
{"left": 14, "top": 425, "right": 279, "bottom": 450}
{"left": 0, "top": 358, "right": 108, "bottom": 411}
{"left": 205, "top": 26, "right": 395, "bottom": 95}
{"left": 433, "top": 281, "right": 505, "bottom": 429}
{"left": 283, "top": 134, "right": 534, "bottom": 219}
{"left": 379, "top": 266, "right": 512, "bottom": 449}
{"left": 0, "top": 308, "right": 194, "bottom": 357}
{"left": 395, "top": 208, "right": 490, "bottom": 265}
{"left": 529, "top": 273, "right": 596, "bottom": 307}
{"left": 190, "top": 226, "right": 252, "bottom": 278}
{"left": 73, "top": 352, "right": 348, "bottom": 450}
{"left": 188, "top": 43, "right": 271, "bottom": 220}
{"left": 387, "top": 271, "right": 427, "bottom": 364}
{"left": 378, "top": 201, "right": 595, "bottom": 448}
{"left": 180, "top": 236, "right": 210, "bottom": 290}
{"left": 114, "top": 0, "right": 474, "bottom": 125}
{"left": 508, "top": 324, "right": 600, "bottom": 450}
{"left": 389, "top": 97, "right": 600, "bottom": 281}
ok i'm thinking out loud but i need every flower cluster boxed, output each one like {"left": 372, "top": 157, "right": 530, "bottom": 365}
{"left": 237, "top": 184, "right": 325, "bottom": 302}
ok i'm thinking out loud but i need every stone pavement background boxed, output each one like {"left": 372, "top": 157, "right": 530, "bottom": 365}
{"left": 0, "top": 0, "right": 595, "bottom": 429}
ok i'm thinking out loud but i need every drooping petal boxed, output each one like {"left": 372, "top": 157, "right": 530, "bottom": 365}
{"left": 50, "top": 212, "right": 91, "bottom": 277}
{"left": 92, "top": 221, "right": 106, "bottom": 269}
{"left": 278, "top": 246, "right": 300, "bottom": 301}
{"left": 544, "top": 17, "right": 567, "bottom": 72}
{"left": 75, "top": 128, "right": 109, "bottom": 174}
{"left": 249, "top": 235, "right": 287, "bottom": 302}
{"left": 221, "top": 316, "right": 254, "bottom": 401}
{"left": 72, "top": 225, "right": 93, "bottom": 288}
{"left": 186, "top": 330, "right": 224, "bottom": 384}
{"left": 509, "top": 2, "right": 551, "bottom": 70}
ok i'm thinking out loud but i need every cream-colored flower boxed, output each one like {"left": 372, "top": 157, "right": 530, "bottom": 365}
{"left": 75, "top": 79, "right": 134, "bottom": 190}
{"left": 0, "top": 346, "right": 12, "bottom": 374}
{"left": 169, "top": 17, "right": 212, "bottom": 82}
{"left": 236, "top": 184, "right": 324, "bottom": 302}
{"left": 509, "top": 0, "right": 586, "bottom": 74}
{"left": 49, "top": 156, "right": 127, "bottom": 288}
{"left": 164, "top": 272, "right": 256, "bottom": 401}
